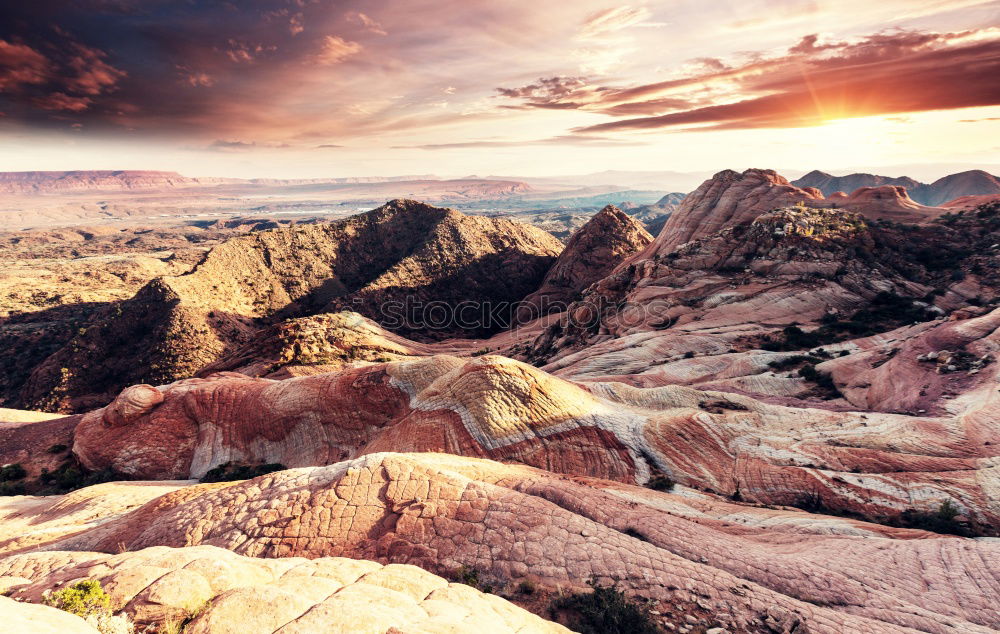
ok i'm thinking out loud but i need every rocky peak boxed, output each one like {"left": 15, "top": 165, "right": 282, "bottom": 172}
{"left": 649, "top": 168, "right": 823, "bottom": 255}
{"left": 21, "top": 201, "right": 562, "bottom": 412}
{"left": 516, "top": 205, "right": 652, "bottom": 323}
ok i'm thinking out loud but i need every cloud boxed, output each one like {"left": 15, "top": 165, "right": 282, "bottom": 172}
{"left": 578, "top": 7, "right": 654, "bottom": 39}
{"left": 208, "top": 139, "right": 291, "bottom": 151}
{"left": 0, "top": 40, "right": 50, "bottom": 90}
{"left": 315, "top": 35, "right": 362, "bottom": 65}
{"left": 289, "top": 13, "right": 305, "bottom": 36}
{"left": 496, "top": 28, "right": 1000, "bottom": 134}
{"left": 34, "top": 92, "right": 93, "bottom": 112}
{"left": 596, "top": 31, "right": 1000, "bottom": 132}
{"left": 64, "top": 42, "right": 126, "bottom": 95}
{"left": 396, "top": 135, "right": 645, "bottom": 150}
{"left": 225, "top": 40, "right": 276, "bottom": 64}
{"left": 345, "top": 12, "right": 387, "bottom": 36}
{"left": 0, "top": 33, "right": 125, "bottom": 115}
{"left": 185, "top": 72, "right": 214, "bottom": 87}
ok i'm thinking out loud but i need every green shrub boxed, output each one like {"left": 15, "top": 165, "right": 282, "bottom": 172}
{"left": 0, "top": 481, "right": 26, "bottom": 496}
{"left": 452, "top": 565, "right": 494, "bottom": 594}
{"left": 43, "top": 579, "right": 110, "bottom": 617}
{"left": 517, "top": 579, "right": 537, "bottom": 595}
{"left": 551, "top": 579, "right": 660, "bottom": 634}
{"left": 200, "top": 462, "right": 287, "bottom": 483}
{"left": 39, "top": 464, "right": 121, "bottom": 493}
{"left": 645, "top": 474, "right": 675, "bottom": 492}
{"left": 0, "top": 463, "right": 26, "bottom": 482}
{"left": 894, "top": 500, "right": 972, "bottom": 537}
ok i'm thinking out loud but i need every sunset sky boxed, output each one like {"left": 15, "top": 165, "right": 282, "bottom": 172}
{"left": 1, "top": 0, "right": 998, "bottom": 179}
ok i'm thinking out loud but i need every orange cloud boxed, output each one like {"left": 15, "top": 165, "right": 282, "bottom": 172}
{"left": 315, "top": 35, "right": 362, "bottom": 65}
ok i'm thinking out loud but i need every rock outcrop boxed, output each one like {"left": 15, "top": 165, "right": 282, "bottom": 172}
{"left": 516, "top": 205, "right": 652, "bottom": 323}
{"left": 0, "top": 595, "right": 99, "bottom": 633}
{"left": 21, "top": 200, "right": 562, "bottom": 412}
{"left": 650, "top": 168, "right": 947, "bottom": 255}
{"left": 650, "top": 168, "right": 822, "bottom": 253}
{"left": 8, "top": 453, "right": 999, "bottom": 634}
{"left": 65, "top": 345, "right": 1000, "bottom": 530}
{"left": 0, "top": 544, "right": 566, "bottom": 633}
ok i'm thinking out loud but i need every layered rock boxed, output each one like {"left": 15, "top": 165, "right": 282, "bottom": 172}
{"left": 10, "top": 453, "right": 1000, "bottom": 634}
{"left": 64, "top": 348, "right": 1000, "bottom": 529}
{"left": 650, "top": 168, "right": 822, "bottom": 253}
{"left": 516, "top": 205, "right": 652, "bottom": 323}
{"left": 0, "top": 544, "right": 566, "bottom": 633}
{"left": 22, "top": 200, "right": 561, "bottom": 412}
{"left": 0, "top": 596, "right": 99, "bottom": 633}
{"left": 650, "top": 168, "right": 945, "bottom": 255}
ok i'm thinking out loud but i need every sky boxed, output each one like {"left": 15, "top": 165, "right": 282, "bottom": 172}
{"left": 0, "top": 0, "right": 999, "bottom": 179}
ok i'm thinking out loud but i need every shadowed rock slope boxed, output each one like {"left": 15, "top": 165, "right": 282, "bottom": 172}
{"left": 516, "top": 205, "right": 652, "bottom": 323}
{"left": 20, "top": 200, "right": 561, "bottom": 412}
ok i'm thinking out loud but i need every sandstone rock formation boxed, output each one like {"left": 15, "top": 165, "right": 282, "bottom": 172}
{"left": 516, "top": 205, "right": 651, "bottom": 323}
{"left": 22, "top": 200, "right": 562, "bottom": 412}
{"left": 0, "top": 544, "right": 567, "bottom": 633}
{"left": 8, "top": 453, "right": 999, "bottom": 634}
{"left": 650, "top": 168, "right": 944, "bottom": 254}
{"left": 650, "top": 168, "right": 822, "bottom": 252}
{"left": 0, "top": 595, "right": 99, "bottom": 633}
{"left": 63, "top": 343, "right": 1000, "bottom": 531}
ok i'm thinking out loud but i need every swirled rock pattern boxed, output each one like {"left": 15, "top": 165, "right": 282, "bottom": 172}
{"left": 0, "top": 543, "right": 566, "bottom": 633}
{"left": 7, "top": 453, "right": 998, "bottom": 634}
{"left": 68, "top": 348, "right": 1000, "bottom": 529}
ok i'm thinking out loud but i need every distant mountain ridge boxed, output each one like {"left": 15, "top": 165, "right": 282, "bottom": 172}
{"left": 0, "top": 170, "right": 514, "bottom": 195}
{"left": 793, "top": 169, "right": 1000, "bottom": 206}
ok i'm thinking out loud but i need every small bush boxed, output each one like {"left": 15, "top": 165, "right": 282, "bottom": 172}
{"left": 44, "top": 579, "right": 134, "bottom": 634}
{"left": 551, "top": 579, "right": 661, "bottom": 634}
{"left": 471, "top": 348, "right": 492, "bottom": 356}
{"left": 200, "top": 462, "right": 287, "bottom": 483}
{"left": 47, "top": 444, "right": 69, "bottom": 454}
{"left": 894, "top": 500, "right": 972, "bottom": 537}
{"left": 517, "top": 579, "right": 537, "bottom": 595}
{"left": 452, "top": 565, "right": 494, "bottom": 594}
{"left": 645, "top": 474, "right": 675, "bottom": 492}
{"left": 39, "top": 463, "right": 122, "bottom": 493}
{"left": 44, "top": 579, "right": 110, "bottom": 617}
{"left": 0, "top": 463, "right": 27, "bottom": 482}
{"left": 0, "top": 481, "right": 26, "bottom": 496}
